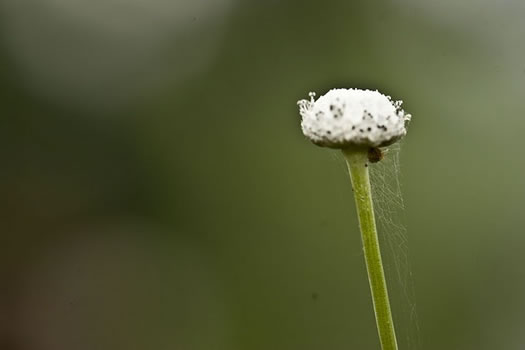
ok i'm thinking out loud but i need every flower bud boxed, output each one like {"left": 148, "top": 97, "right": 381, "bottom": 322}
{"left": 298, "top": 88, "right": 411, "bottom": 148}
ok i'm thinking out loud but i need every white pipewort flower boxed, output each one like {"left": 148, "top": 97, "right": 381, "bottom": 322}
{"left": 298, "top": 88, "right": 411, "bottom": 148}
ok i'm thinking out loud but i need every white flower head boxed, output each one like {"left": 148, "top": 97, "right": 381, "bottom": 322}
{"left": 298, "top": 88, "right": 411, "bottom": 148}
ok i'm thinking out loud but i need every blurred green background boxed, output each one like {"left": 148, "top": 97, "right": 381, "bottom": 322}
{"left": 3, "top": 0, "right": 525, "bottom": 349}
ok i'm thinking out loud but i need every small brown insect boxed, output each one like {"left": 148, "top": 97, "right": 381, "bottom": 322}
{"left": 368, "top": 147, "right": 384, "bottom": 163}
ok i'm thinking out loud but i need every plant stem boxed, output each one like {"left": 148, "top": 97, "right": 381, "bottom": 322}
{"left": 342, "top": 148, "right": 398, "bottom": 350}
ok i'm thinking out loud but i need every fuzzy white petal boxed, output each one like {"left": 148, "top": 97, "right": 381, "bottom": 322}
{"left": 298, "top": 88, "right": 411, "bottom": 148}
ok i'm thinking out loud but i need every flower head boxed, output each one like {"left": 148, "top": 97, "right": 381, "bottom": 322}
{"left": 298, "top": 88, "right": 411, "bottom": 148}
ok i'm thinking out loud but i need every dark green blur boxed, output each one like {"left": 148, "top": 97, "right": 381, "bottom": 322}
{"left": 3, "top": 1, "right": 525, "bottom": 349}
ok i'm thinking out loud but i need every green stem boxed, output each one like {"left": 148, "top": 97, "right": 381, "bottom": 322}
{"left": 342, "top": 148, "right": 398, "bottom": 350}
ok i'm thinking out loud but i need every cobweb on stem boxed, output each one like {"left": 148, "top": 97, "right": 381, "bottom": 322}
{"left": 369, "top": 143, "right": 421, "bottom": 350}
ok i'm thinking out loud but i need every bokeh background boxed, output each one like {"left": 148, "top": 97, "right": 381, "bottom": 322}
{"left": 3, "top": 0, "right": 525, "bottom": 349}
